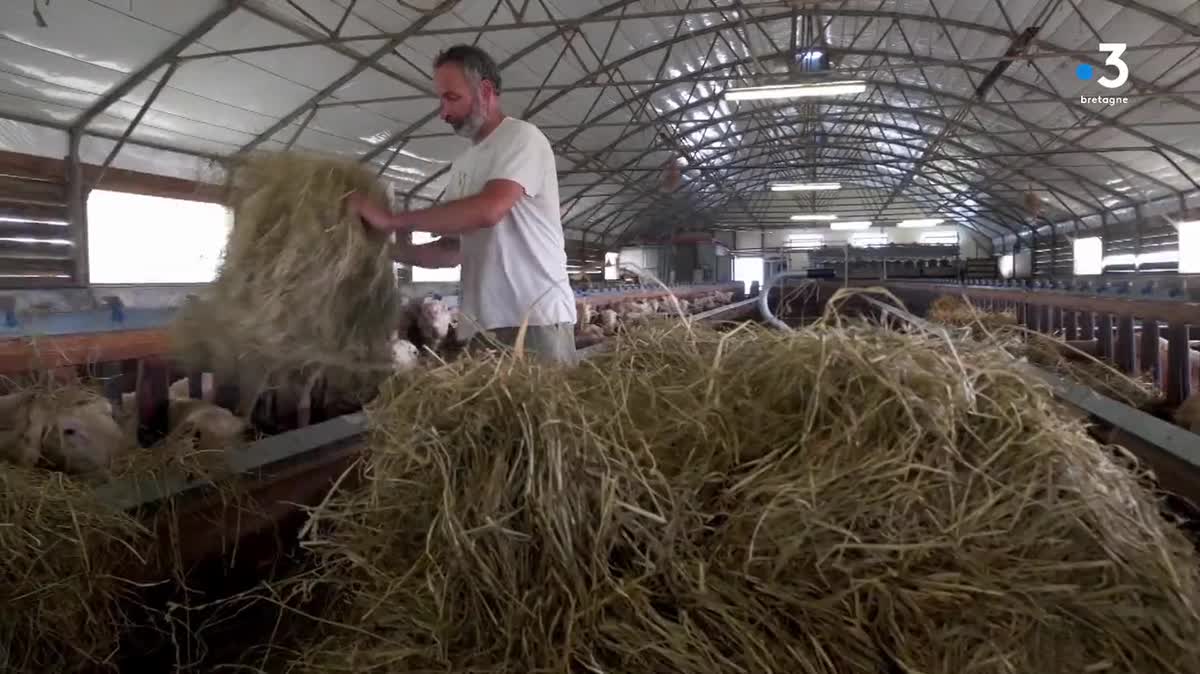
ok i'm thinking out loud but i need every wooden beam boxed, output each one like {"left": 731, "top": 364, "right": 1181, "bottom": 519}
{"left": 0, "top": 150, "right": 223, "bottom": 204}
{"left": 0, "top": 328, "right": 170, "bottom": 374}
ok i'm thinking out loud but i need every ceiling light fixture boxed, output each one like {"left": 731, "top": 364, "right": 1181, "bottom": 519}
{"left": 897, "top": 218, "right": 944, "bottom": 228}
{"left": 830, "top": 221, "right": 872, "bottom": 230}
{"left": 789, "top": 214, "right": 838, "bottom": 221}
{"left": 724, "top": 80, "right": 867, "bottom": 101}
{"left": 771, "top": 182, "right": 841, "bottom": 192}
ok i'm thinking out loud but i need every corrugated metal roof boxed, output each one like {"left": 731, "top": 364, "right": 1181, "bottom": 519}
{"left": 0, "top": 0, "right": 1197, "bottom": 254}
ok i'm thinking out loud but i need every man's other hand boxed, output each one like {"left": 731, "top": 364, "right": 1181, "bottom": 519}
{"left": 348, "top": 192, "right": 396, "bottom": 231}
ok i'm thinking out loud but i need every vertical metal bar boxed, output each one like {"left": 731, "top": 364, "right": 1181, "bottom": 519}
{"left": 99, "top": 362, "right": 124, "bottom": 408}
{"left": 66, "top": 128, "right": 88, "bottom": 286}
{"left": 74, "top": 1, "right": 243, "bottom": 132}
{"left": 1098, "top": 314, "right": 1114, "bottom": 361}
{"left": 1116, "top": 316, "right": 1136, "bottom": 374}
{"left": 1040, "top": 304, "right": 1052, "bottom": 334}
{"left": 1168, "top": 322, "right": 1192, "bottom": 405}
{"left": 1064, "top": 310, "right": 1077, "bottom": 340}
{"left": 1140, "top": 318, "right": 1161, "bottom": 385}
{"left": 1079, "top": 311, "right": 1094, "bottom": 340}
{"left": 188, "top": 370, "right": 203, "bottom": 399}
{"left": 136, "top": 357, "right": 170, "bottom": 448}
{"left": 214, "top": 371, "right": 241, "bottom": 414}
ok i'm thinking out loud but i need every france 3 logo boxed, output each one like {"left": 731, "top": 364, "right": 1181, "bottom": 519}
{"left": 1077, "top": 43, "right": 1130, "bottom": 105}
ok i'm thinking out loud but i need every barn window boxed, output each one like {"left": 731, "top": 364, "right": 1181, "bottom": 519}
{"left": 998, "top": 253, "right": 1015, "bottom": 278}
{"left": 733, "top": 255, "right": 763, "bottom": 294}
{"left": 604, "top": 251, "right": 619, "bottom": 280}
{"left": 1179, "top": 221, "right": 1200, "bottom": 274}
{"left": 409, "top": 230, "right": 461, "bottom": 282}
{"left": 920, "top": 231, "right": 959, "bottom": 246}
{"left": 87, "top": 189, "right": 230, "bottom": 284}
{"left": 850, "top": 233, "right": 889, "bottom": 247}
{"left": 1073, "top": 236, "right": 1103, "bottom": 275}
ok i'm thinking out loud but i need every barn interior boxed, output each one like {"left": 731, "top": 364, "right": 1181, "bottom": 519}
{"left": 3, "top": 1, "right": 1200, "bottom": 672}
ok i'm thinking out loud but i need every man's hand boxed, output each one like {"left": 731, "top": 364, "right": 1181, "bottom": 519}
{"left": 348, "top": 192, "right": 402, "bottom": 232}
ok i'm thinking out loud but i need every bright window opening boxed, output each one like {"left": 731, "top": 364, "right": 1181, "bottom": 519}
{"left": 604, "top": 251, "right": 619, "bottom": 280}
{"left": 787, "top": 234, "right": 823, "bottom": 250}
{"left": 850, "top": 233, "right": 889, "bottom": 247}
{"left": 1179, "top": 221, "right": 1200, "bottom": 273}
{"left": 1102, "top": 250, "right": 1180, "bottom": 269}
{"left": 733, "top": 256, "right": 763, "bottom": 294}
{"left": 410, "top": 231, "right": 461, "bottom": 282}
{"left": 1073, "top": 236, "right": 1103, "bottom": 275}
{"left": 999, "top": 253, "right": 1014, "bottom": 278}
{"left": 87, "top": 189, "right": 230, "bottom": 284}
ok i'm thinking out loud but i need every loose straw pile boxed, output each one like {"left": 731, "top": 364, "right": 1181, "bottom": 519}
{"left": 0, "top": 375, "right": 261, "bottom": 672}
{"left": 170, "top": 152, "right": 401, "bottom": 405}
{"left": 927, "top": 293, "right": 1017, "bottom": 336}
{"left": 0, "top": 464, "right": 148, "bottom": 672}
{"left": 236, "top": 312, "right": 1200, "bottom": 673}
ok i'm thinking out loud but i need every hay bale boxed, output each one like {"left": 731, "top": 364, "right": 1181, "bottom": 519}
{"left": 245, "top": 319, "right": 1200, "bottom": 673}
{"left": 0, "top": 464, "right": 147, "bottom": 672}
{"left": 170, "top": 152, "right": 401, "bottom": 403}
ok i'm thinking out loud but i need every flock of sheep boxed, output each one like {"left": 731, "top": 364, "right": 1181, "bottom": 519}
{"left": 387, "top": 290, "right": 738, "bottom": 365}
{"left": 577, "top": 290, "right": 735, "bottom": 341}
{"left": 0, "top": 376, "right": 244, "bottom": 479}
{"left": 0, "top": 290, "right": 738, "bottom": 479}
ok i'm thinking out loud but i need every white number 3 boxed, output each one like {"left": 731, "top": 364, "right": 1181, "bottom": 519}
{"left": 1098, "top": 43, "right": 1129, "bottom": 89}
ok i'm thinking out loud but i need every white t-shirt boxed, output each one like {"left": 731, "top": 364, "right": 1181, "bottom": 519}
{"left": 443, "top": 116, "right": 576, "bottom": 336}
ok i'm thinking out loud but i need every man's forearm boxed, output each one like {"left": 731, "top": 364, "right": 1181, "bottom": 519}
{"left": 387, "top": 195, "right": 498, "bottom": 236}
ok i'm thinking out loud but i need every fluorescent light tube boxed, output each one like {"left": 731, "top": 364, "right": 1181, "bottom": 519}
{"left": 830, "top": 221, "right": 871, "bottom": 230}
{"left": 789, "top": 214, "right": 838, "bottom": 221}
{"left": 771, "top": 182, "right": 841, "bottom": 192}
{"left": 897, "top": 218, "right": 944, "bottom": 228}
{"left": 724, "top": 80, "right": 867, "bottom": 101}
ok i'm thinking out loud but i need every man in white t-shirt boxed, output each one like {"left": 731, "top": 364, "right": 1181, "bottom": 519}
{"left": 350, "top": 44, "right": 577, "bottom": 364}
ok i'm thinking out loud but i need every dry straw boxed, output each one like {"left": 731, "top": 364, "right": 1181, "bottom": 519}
{"left": 0, "top": 373, "right": 263, "bottom": 672}
{"left": 0, "top": 463, "right": 149, "bottom": 672}
{"left": 927, "top": 293, "right": 1018, "bottom": 335}
{"left": 235, "top": 300, "right": 1200, "bottom": 673}
{"left": 170, "top": 152, "right": 401, "bottom": 407}
{"left": 927, "top": 294, "right": 1162, "bottom": 408}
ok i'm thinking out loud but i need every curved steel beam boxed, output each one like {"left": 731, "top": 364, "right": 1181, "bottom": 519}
{"left": 401, "top": 4, "right": 1195, "bottom": 195}
{"left": 676, "top": 136, "right": 1041, "bottom": 221}
{"left": 358, "top": 0, "right": 652, "bottom": 163}
{"left": 597, "top": 167, "right": 1014, "bottom": 249}
{"left": 412, "top": 55, "right": 1170, "bottom": 229}
{"left": 238, "top": 0, "right": 461, "bottom": 154}
{"left": 588, "top": 161, "right": 1019, "bottom": 245}
{"left": 548, "top": 70, "right": 1172, "bottom": 211}
{"left": 557, "top": 95, "right": 1125, "bottom": 237}
{"left": 75, "top": 1, "right": 244, "bottom": 132}
{"left": 571, "top": 115, "right": 1105, "bottom": 220}
{"left": 576, "top": 131, "right": 1034, "bottom": 236}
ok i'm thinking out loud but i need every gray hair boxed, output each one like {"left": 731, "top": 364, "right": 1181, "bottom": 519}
{"left": 434, "top": 44, "right": 502, "bottom": 93}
